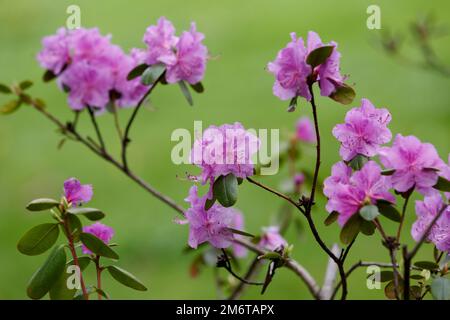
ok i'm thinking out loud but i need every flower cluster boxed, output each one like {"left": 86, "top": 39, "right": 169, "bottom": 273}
{"left": 37, "top": 28, "right": 148, "bottom": 111}
{"left": 332, "top": 99, "right": 392, "bottom": 161}
{"left": 267, "top": 31, "right": 345, "bottom": 102}
{"left": 64, "top": 177, "right": 93, "bottom": 206}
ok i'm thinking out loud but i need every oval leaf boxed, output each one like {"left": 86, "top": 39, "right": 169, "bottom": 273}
{"left": 19, "top": 80, "right": 33, "bottom": 90}
{"left": 43, "top": 69, "right": 57, "bottom": 82}
{"left": 1, "top": 100, "right": 21, "bottom": 115}
{"left": 127, "top": 63, "right": 149, "bottom": 80}
{"left": 431, "top": 277, "right": 450, "bottom": 300}
{"left": 27, "top": 245, "right": 67, "bottom": 299}
{"left": 213, "top": 174, "right": 238, "bottom": 207}
{"left": 329, "top": 83, "right": 355, "bottom": 105}
{"left": 0, "top": 83, "right": 12, "bottom": 94}
{"left": 306, "top": 45, "right": 334, "bottom": 68}
{"left": 79, "top": 232, "right": 119, "bottom": 260}
{"left": 340, "top": 214, "right": 361, "bottom": 245}
{"left": 66, "top": 214, "right": 82, "bottom": 242}
{"left": 324, "top": 211, "right": 339, "bottom": 226}
{"left": 107, "top": 265, "right": 147, "bottom": 291}
{"left": 18, "top": 223, "right": 60, "bottom": 256}
{"left": 360, "top": 219, "right": 376, "bottom": 235}
{"left": 178, "top": 80, "right": 193, "bottom": 106}
{"left": 140, "top": 63, "right": 165, "bottom": 85}
{"left": 414, "top": 261, "right": 439, "bottom": 271}
{"left": 67, "top": 207, "right": 105, "bottom": 221}
{"left": 359, "top": 205, "right": 380, "bottom": 221}
{"left": 348, "top": 154, "right": 368, "bottom": 171}
{"left": 433, "top": 176, "right": 450, "bottom": 192}
{"left": 26, "top": 198, "right": 60, "bottom": 211}
{"left": 190, "top": 82, "right": 204, "bottom": 93}
{"left": 377, "top": 201, "right": 401, "bottom": 222}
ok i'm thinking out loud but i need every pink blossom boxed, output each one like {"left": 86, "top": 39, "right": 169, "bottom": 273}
{"left": 64, "top": 177, "right": 93, "bottom": 206}
{"left": 159, "top": 23, "right": 208, "bottom": 84}
{"left": 332, "top": 99, "right": 392, "bottom": 161}
{"left": 184, "top": 185, "right": 237, "bottom": 249}
{"left": 296, "top": 117, "right": 316, "bottom": 143}
{"left": 379, "top": 134, "right": 444, "bottom": 195}
{"left": 191, "top": 123, "right": 260, "bottom": 184}
{"left": 294, "top": 173, "right": 305, "bottom": 188}
{"left": 306, "top": 31, "right": 344, "bottom": 97}
{"left": 230, "top": 210, "right": 247, "bottom": 258}
{"left": 411, "top": 195, "right": 450, "bottom": 252}
{"left": 143, "top": 17, "right": 178, "bottom": 66}
{"left": 82, "top": 222, "right": 115, "bottom": 255}
{"left": 37, "top": 28, "right": 70, "bottom": 74}
{"left": 259, "top": 227, "right": 287, "bottom": 251}
{"left": 324, "top": 161, "right": 395, "bottom": 226}
{"left": 267, "top": 32, "right": 311, "bottom": 101}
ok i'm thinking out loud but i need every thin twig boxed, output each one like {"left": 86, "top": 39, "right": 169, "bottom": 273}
{"left": 87, "top": 106, "right": 106, "bottom": 151}
{"left": 228, "top": 256, "right": 262, "bottom": 300}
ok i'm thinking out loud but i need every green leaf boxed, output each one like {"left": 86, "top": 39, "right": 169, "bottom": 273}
{"left": 287, "top": 97, "right": 297, "bottom": 112}
{"left": 26, "top": 198, "right": 60, "bottom": 211}
{"left": 190, "top": 82, "right": 204, "bottom": 93}
{"left": 49, "top": 257, "right": 91, "bottom": 300}
{"left": 34, "top": 98, "right": 46, "bottom": 110}
{"left": 431, "top": 277, "right": 450, "bottom": 300}
{"left": 127, "top": 63, "right": 149, "bottom": 80}
{"left": 348, "top": 154, "right": 368, "bottom": 171}
{"left": 19, "top": 80, "right": 33, "bottom": 90}
{"left": 0, "top": 83, "right": 11, "bottom": 94}
{"left": 306, "top": 45, "right": 334, "bottom": 68}
{"left": 381, "top": 169, "right": 395, "bottom": 176}
{"left": 18, "top": 223, "right": 60, "bottom": 256}
{"left": 433, "top": 176, "right": 450, "bottom": 192}
{"left": 329, "top": 83, "right": 356, "bottom": 105}
{"left": 414, "top": 261, "right": 439, "bottom": 271}
{"left": 324, "top": 211, "right": 339, "bottom": 226}
{"left": 1, "top": 100, "right": 21, "bottom": 115}
{"left": 66, "top": 214, "right": 82, "bottom": 242}
{"left": 213, "top": 174, "right": 238, "bottom": 207}
{"left": 340, "top": 214, "right": 361, "bottom": 244}
{"left": 79, "top": 232, "right": 119, "bottom": 260}
{"left": 360, "top": 219, "right": 376, "bottom": 235}
{"left": 140, "top": 63, "right": 165, "bottom": 85}
{"left": 107, "top": 265, "right": 147, "bottom": 291}
{"left": 178, "top": 81, "right": 193, "bottom": 106}
{"left": 410, "top": 285, "right": 422, "bottom": 300}
{"left": 384, "top": 279, "right": 403, "bottom": 300}
{"left": 258, "top": 252, "right": 283, "bottom": 261}
{"left": 67, "top": 256, "right": 91, "bottom": 271}
{"left": 43, "top": 69, "right": 57, "bottom": 82}
{"left": 410, "top": 274, "right": 424, "bottom": 280}
{"left": 226, "top": 228, "right": 255, "bottom": 238}
{"left": 367, "top": 270, "right": 394, "bottom": 282}
{"left": 67, "top": 207, "right": 105, "bottom": 221}
{"left": 204, "top": 196, "right": 216, "bottom": 210}
{"left": 27, "top": 245, "right": 67, "bottom": 299}
{"left": 377, "top": 201, "right": 401, "bottom": 222}
{"left": 359, "top": 205, "right": 380, "bottom": 221}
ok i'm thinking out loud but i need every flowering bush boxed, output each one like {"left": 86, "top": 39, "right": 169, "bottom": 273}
{"left": 1, "top": 16, "right": 449, "bottom": 300}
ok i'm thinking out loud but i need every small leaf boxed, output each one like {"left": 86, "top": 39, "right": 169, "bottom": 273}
{"left": 377, "top": 201, "right": 401, "bottom": 222}
{"left": 18, "top": 223, "right": 60, "bottom": 256}
{"left": 27, "top": 245, "right": 67, "bottom": 299}
{"left": 329, "top": 83, "right": 356, "bottom": 105}
{"left": 34, "top": 98, "right": 46, "bottom": 110}
{"left": 306, "top": 45, "right": 334, "bottom": 68}
{"left": 26, "top": 198, "right": 60, "bottom": 211}
{"left": 67, "top": 207, "right": 105, "bottom": 221}
{"left": 79, "top": 232, "right": 119, "bottom": 259}
{"left": 384, "top": 279, "right": 403, "bottom": 300}
{"left": 359, "top": 205, "right": 380, "bottom": 221}
{"left": 49, "top": 265, "right": 75, "bottom": 300}
{"left": 107, "top": 265, "right": 147, "bottom": 291}
{"left": 0, "top": 83, "right": 12, "bottom": 94}
{"left": 65, "top": 214, "right": 82, "bottom": 242}
{"left": 431, "top": 277, "right": 450, "bottom": 300}
{"left": 127, "top": 63, "right": 149, "bottom": 80}
{"left": 381, "top": 169, "right": 395, "bottom": 176}
{"left": 410, "top": 285, "right": 422, "bottom": 300}
{"left": 43, "top": 69, "right": 57, "bottom": 82}
{"left": 213, "top": 174, "right": 238, "bottom": 207}
{"left": 178, "top": 81, "right": 193, "bottom": 106}
{"left": 348, "top": 154, "right": 368, "bottom": 171}
{"left": 1, "top": 100, "right": 21, "bottom": 114}
{"left": 226, "top": 228, "right": 255, "bottom": 238}
{"left": 410, "top": 274, "right": 425, "bottom": 280}
{"left": 19, "top": 80, "right": 33, "bottom": 90}
{"left": 360, "top": 219, "right": 376, "bottom": 235}
{"left": 140, "top": 63, "right": 165, "bottom": 85}
{"left": 204, "top": 196, "right": 216, "bottom": 211}
{"left": 433, "top": 176, "right": 450, "bottom": 192}
{"left": 67, "top": 256, "right": 91, "bottom": 271}
{"left": 258, "top": 252, "right": 283, "bottom": 261}
{"left": 190, "top": 82, "right": 204, "bottom": 93}
{"left": 340, "top": 214, "right": 361, "bottom": 245}
{"left": 414, "top": 261, "right": 439, "bottom": 271}
{"left": 367, "top": 270, "right": 394, "bottom": 282}
{"left": 287, "top": 97, "right": 297, "bottom": 112}
{"left": 324, "top": 211, "right": 339, "bottom": 226}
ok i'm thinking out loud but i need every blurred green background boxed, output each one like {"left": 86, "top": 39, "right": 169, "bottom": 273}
{"left": 0, "top": 0, "right": 449, "bottom": 299}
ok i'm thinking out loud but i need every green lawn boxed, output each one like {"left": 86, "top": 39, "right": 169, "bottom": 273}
{"left": 0, "top": 0, "right": 449, "bottom": 299}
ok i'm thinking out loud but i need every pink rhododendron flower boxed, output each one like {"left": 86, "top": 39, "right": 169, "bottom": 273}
{"left": 37, "top": 28, "right": 70, "bottom": 74}
{"left": 64, "top": 177, "right": 93, "bottom": 206}
{"left": 324, "top": 161, "right": 395, "bottom": 226}
{"left": 230, "top": 210, "right": 247, "bottom": 258}
{"left": 159, "top": 23, "right": 208, "bottom": 84}
{"left": 82, "top": 222, "right": 115, "bottom": 255}
{"left": 294, "top": 173, "right": 305, "bottom": 188}
{"left": 143, "top": 17, "right": 178, "bottom": 66}
{"left": 379, "top": 134, "right": 444, "bottom": 195}
{"left": 306, "top": 31, "right": 344, "bottom": 97}
{"left": 332, "top": 99, "right": 392, "bottom": 161}
{"left": 296, "top": 117, "right": 316, "bottom": 143}
{"left": 259, "top": 226, "right": 287, "bottom": 251}
{"left": 411, "top": 195, "right": 450, "bottom": 252}
{"left": 267, "top": 33, "right": 311, "bottom": 101}
{"left": 184, "top": 185, "right": 238, "bottom": 249}
{"left": 191, "top": 122, "right": 260, "bottom": 184}
{"left": 267, "top": 31, "right": 344, "bottom": 101}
